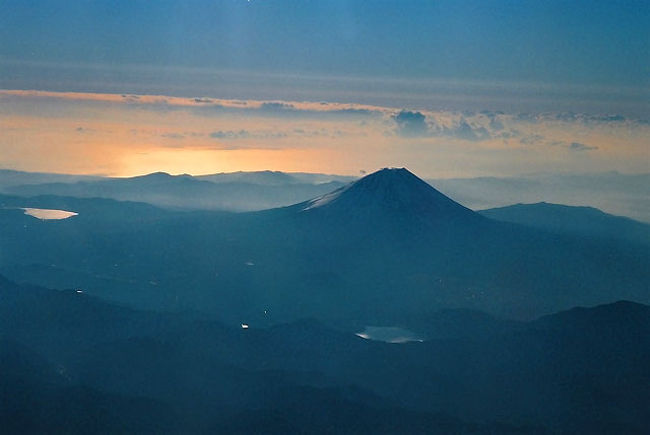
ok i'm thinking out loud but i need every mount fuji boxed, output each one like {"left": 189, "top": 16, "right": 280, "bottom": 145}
{"left": 300, "top": 168, "right": 479, "bottom": 221}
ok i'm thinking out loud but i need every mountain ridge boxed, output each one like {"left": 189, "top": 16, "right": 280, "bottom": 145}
{"left": 480, "top": 201, "right": 650, "bottom": 244}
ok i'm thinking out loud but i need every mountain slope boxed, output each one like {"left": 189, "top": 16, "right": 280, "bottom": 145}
{"left": 480, "top": 202, "right": 650, "bottom": 244}
{"left": 298, "top": 167, "right": 481, "bottom": 222}
{"left": 431, "top": 171, "right": 650, "bottom": 222}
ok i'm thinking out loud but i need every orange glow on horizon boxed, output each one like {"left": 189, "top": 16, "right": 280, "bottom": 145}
{"left": 117, "top": 148, "right": 348, "bottom": 177}
{"left": 1, "top": 88, "right": 648, "bottom": 179}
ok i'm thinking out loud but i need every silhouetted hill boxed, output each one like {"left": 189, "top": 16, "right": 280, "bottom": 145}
{"left": 0, "top": 192, "right": 168, "bottom": 219}
{"left": 533, "top": 300, "right": 650, "bottom": 334}
{"left": 2, "top": 275, "right": 648, "bottom": 433}
{"left": 480, "top": 202, "right": 650, "bottom": 244}
{"left": 0, "top": 169, "right": 100, "bottom": 190}
{"left": 5, "top": 171, "right": 348, "bottom": 211}
{"left": 0, "top": 339, "right": 179, "bottom": 433}
{"left": 3, "top": 276, "right": 539, "bottom": 433}
{"left": 432, "top": 171, "right": 650, "bottom": 222}
{"left": 197, "top": 170, "right": 302, "bottom": 185}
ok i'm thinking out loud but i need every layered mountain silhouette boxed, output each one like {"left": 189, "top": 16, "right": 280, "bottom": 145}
{"left": 0, "top": 168, "right": 647, "bottom": 327}
{"left": 2, "top": 275, "right": 649, "bottom": 433}
{"left": 197, "top": 170, "right": 355, "bottom": 186}
{"left": 2, "top": 170, "right": 348, "bottom": 212}
{"left": 431, "top": 171, "right": 650, "bottom": 222}
{"left": 4, "top": 168, "right": 648, "bottom": 221}
{"left": 480, "top": 201, "right": 650, "bottom": 245}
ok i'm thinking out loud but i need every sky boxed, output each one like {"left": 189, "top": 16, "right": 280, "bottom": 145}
{"left": 0, "top": 0, "right": 648, "bottom": 177}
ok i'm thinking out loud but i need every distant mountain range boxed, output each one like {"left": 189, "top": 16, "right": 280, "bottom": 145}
{"left": 1, "top": 170, "right": 351, "bottom": 212}
{"left": 432, "top": 171, "right": 650, "bottom": 223}
{"left": 0, "top": 168, "right": 646, "bottom": 326}
{"left": 196, "top": 170, "right": 357, "bottom": 186}
{"left": 2, "top": 168, "right": 648, "bottom": 221}
{"left": 480, "top": 202, "right": 650, "bottom": 245}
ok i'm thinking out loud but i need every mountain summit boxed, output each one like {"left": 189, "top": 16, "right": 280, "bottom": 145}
{"left": 299, "top": 167, "right": 481, "bottom": 224}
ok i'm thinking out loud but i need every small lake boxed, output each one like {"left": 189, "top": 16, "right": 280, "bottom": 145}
{"left": 22, "top": 208, "right": 78, "bottom": 220}
{"left": 356, "top": 326, "right": 424, "bottom": 344}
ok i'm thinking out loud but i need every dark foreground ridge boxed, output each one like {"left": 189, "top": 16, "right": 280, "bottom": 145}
{"left": 1, "top": 275, "right": 649, "bottom": 434}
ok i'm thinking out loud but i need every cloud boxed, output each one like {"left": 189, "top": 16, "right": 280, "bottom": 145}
{"left": 554, "top": 112, "right": 628, "bottom": 124}
{"left": 519, "top": 134, "right": 545, "bottom": 145}
{"left": 442, "top": 118, "right": 490, "bottom": 141}
{"left": 209, "top": 129, "right": 289, "bottom": 140}
{"left": 488, "top": 116, "right": 504, "bottom": 131}
{"left": 210, "top": 130, "right": 251, "bottom": 139}
{"left": 515, "top": 111, "right": 631, "bottom": 125}
{"left": 591, "top": 114, "right": 625, "bottom": 122}
{"left": 259, "top": 102, "right": 296, "bottom": 112}
{"left": 292, "top": 128, "right": 338, "bottom": 137}
{"left": 0, "top": 90, "right": 385, "bottom": 119}
{"left": 162, "top": 132, "right": 185, "bottom": 139}
{"left": 391, "top": 110, "right": 505, "bottom": 141}
{"left": 569, "top": 142, "right": 598, "bottom": 151}
{"left": 121, "top": 94, "right": 140, "bottom": 103}
{"left": 498, "top": 129, "right": 520, "bottom": 139}
{"left": 250, "top": 102, "right": 379, "bottom": 120}
{"left": 394, "top": 110, "right": 429, "bottom": 137}
{"left": 331, "top": 108, "right": 375, "bottom": 116}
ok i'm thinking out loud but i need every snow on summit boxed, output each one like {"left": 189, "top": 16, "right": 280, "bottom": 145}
{"left": 300, "top": 167, "right": 481, "bottom": 224}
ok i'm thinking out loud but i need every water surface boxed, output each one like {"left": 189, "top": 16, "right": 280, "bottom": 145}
{"left": 22, "top": 208, "right": 78, "bottom": 220}
{"left": 356, "top": 326, "right": 424, "bottom": 344}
